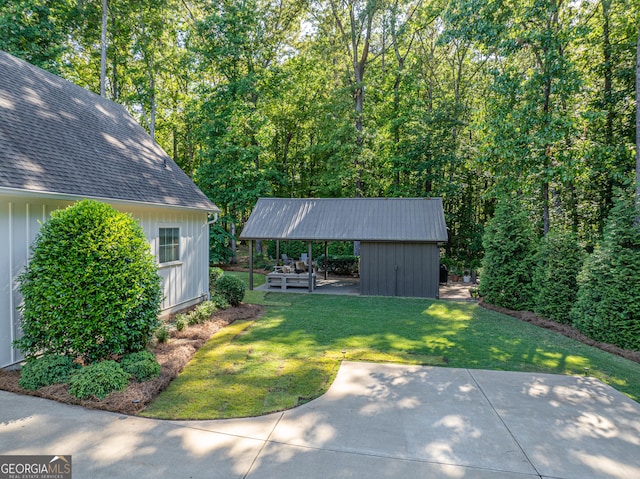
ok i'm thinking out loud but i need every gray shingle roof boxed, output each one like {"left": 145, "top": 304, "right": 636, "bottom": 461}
{"left": 0, "top": 51, "right": 218, "bottom": 212}
{"left": 240, "top": 197, "right": 448, "bottom": 242}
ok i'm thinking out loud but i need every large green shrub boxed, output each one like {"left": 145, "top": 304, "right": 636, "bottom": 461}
{"left": 533, "top": 228, "right": 584, "bottom": 324}
{"left": 479, "top": 199, "right": 537, "bottom": 310}
{"left": 18, "top": 355, "right": 80, "bottom": 391}
{"left": 570, "top": 194, "right": 640, "bottom": 350}
{"left": 215, "top": 275, "right": 245, "bottom": 306}
{"left": 15, "top": 200, "right": 162, "bottom": 363}
{"left": 68, "top": 361, "right": 130, "bottom": 399}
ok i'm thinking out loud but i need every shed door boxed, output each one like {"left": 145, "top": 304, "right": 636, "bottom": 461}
{"left": 360, "top": 242, "right": 440, "bottom": 298}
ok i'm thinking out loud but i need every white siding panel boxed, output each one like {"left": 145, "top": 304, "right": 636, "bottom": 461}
{"left": 0, "top": 199, "right": 14, "bottom": 367}
{"left": 1, "top": 196, "right": 210, "bottom": 367}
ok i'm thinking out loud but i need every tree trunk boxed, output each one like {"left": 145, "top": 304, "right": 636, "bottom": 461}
{"left": 635, "top": 23, "right": 640, "bottom": 226}
{"left": 230, "top": 221, "right": 237, "bottom": 264}
{"left": 100, "top": 0, "right": 107, "bottom": 98}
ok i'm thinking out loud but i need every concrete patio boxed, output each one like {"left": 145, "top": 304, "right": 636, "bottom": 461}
{"left": 257, "top": 275, "right": 477, "bottom": 300}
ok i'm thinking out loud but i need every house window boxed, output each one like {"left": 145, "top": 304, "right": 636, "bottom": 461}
{"left": 159, "top": 227, "right": 180, "bottom": 263}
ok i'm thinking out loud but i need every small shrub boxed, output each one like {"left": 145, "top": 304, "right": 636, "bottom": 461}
{"left": 175, "top": 314, "right": 188, "bottom": 331}
{"left": 195, "top": 301, "right": 217, "bottom": 322}
{"left": 18, "top": 355, "right": 80, "bottom": 391}
{"left": 209, "top": 267, "right": 224, "bottom": 288}
{"left": 68, "top": 361, "right": 130, "bottom": 399}
{"left": 209, "top": 292, "right": 229, "bottom": 309}
{"left": 187, "top": 310, "right": 200, "bottom": 326}
{"left": 215, "top": 275, "right": 245, "bottom": 307}
{"left": 155, "top": 326, "right": 169, "bottom": 343}
{"left": 120, "top": 351, "right": 161, "bottom": 382}
{"left": 120, "top": 350, "right": 155, "bottom": 365}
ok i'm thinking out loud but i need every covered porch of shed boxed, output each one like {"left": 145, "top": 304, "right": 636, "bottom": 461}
{"left": 246, "top": 239, "right": 351, "bottom": 294}
{"left": 240, "top": 198, "right": 449, "bottom": 298}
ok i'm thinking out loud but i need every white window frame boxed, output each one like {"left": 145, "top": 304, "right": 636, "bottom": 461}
{"left": 158, "top": 226, "right": 181, "bottom": 266}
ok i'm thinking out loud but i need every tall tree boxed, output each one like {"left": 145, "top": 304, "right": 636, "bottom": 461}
{"left": 0, "top": 0, "right": 71, "bottom": 73}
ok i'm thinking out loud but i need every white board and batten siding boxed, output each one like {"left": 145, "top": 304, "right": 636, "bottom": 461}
{"left": 0, "top": 194, "right": 210, "bottom": 368}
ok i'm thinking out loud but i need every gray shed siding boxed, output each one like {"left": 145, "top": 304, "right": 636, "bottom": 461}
{"left": 360, "top": 242, "right": 440, "bottom": 298}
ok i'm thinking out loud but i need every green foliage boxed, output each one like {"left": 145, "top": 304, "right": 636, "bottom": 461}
{"left": 209, "top": 221, "right": 234, "bottom": 265}
{"left": 179, "top": 300, "right": 219, "bottom": 327}
{"left": 571, "top": 194, "right": 640, "bottom": 350}
{"left": 68, "top": 361, "right": 130, "bottom": 399}
{"left": 209, "top": 267, "right": 225, "bottom": 288}
{"left": 266, "top": 241, "right": 354, "bottom": 262}
{"left": 175, "top": 314, "right": 188, "bottom": 331}
{"left": 186, "top": 310, "right": 200, "bottom": 326}
{"left": 0, "top": 0, "right": 71, "bottom": 73}
{"left": 155, "top": 326, "right": 170, "bottom": 343}
{"left": 479, "top": 199, "right": 537, "bottom": 310}
{"left": 318, "top": 255, "right": 359, "bottom": 276}
{"left": 120, "top": 351, "right": 161, "bottom": 382}
{"left": 215, "top": 275, "right": 245, "bottom": 307}
{"left": 195, "top": 301, "right": 218, "bottom": 321}
{"left": 533, "top": 229, "right": 584, "bottom": 324}
{"left": 18, "top": 355, "right": 80, "bottom": 391}
{"left": 14, "top": 200, "right": 162, "bottom": 363}
{"left": 209, "top": 293, "right": 229, "bottom": 309}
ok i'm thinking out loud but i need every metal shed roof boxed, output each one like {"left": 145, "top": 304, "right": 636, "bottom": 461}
{"left": 240, "top": 198, "right": 448, "bottom": 242}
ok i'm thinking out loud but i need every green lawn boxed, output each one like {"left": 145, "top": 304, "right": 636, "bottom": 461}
{"left": 142, "top": 272, "right": 640, "bottom": 419}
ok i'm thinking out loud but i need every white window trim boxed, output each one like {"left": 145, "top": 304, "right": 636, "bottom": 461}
{"left": 158, "top": 225, "right": 182, "bottom": 266}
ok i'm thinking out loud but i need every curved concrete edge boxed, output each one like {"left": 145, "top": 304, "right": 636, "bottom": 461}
{"left": 1, "top": 362, "right": 639, "bottom": 479}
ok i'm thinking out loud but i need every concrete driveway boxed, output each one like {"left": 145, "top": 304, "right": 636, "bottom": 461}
{"left": 1, "top": 361, "right": 639, "bottom": 478}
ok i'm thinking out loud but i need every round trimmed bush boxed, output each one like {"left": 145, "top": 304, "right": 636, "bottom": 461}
{"left": 68, "top": 361, "right": 130, "bottom": 399}
{"left": 215, "top": 275, "right": 245, "bottom": 307}
{"left": 14, "top": 199, "right": 162, "bottom": 363}
{"left": 19, "top": 355, "right": 80, "bottom": 391}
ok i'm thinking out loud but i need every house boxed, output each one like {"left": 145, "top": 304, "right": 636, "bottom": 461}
{"left": 240, "top": 197, "right": 448, "bottom": 297}
{"left": 0, "top": 51, "right": 219, "bottom": 367}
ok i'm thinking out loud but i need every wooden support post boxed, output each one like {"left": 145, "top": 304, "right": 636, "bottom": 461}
{"left": 276, "top": 240, "right": 280, "bottom": 264}
{"left": 324, "top": 241, "right": 328, "bottom": 280}
{"left": 249, "top": 240, "right": 254, "bottom": 291}
{"left": 308, "top": 241, "right": 313, "bottom": 292}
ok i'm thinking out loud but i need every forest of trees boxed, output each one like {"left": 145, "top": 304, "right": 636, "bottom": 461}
{"left": 2, "top": 0, "right": 639, "bottom": 269}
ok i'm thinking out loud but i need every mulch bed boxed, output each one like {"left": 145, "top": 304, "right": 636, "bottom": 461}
{"left": 479, "top": 300, "right": 640, "bottom": 364}
{"left": 0, "top": 303, "right": 263, "bottom": 416}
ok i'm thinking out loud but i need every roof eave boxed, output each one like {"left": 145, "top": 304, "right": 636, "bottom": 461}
{"left": 0, "top": 187, "right": 220, "bottom": 213}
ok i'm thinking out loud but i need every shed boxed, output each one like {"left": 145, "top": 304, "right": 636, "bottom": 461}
{"left": 240, "top": 197, "right": 448, "bottom": 297}
{"left": 0, "top": 51, "right": 219, "bottom": 367}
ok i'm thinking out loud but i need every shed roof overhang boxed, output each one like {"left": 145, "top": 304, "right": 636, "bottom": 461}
{"left": 240, "top": 197, "right": 448, "bottom": 243}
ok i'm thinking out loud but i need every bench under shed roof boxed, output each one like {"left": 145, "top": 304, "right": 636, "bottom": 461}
{"left": 240, "top": 197, "right": 448, "bottom": 242}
